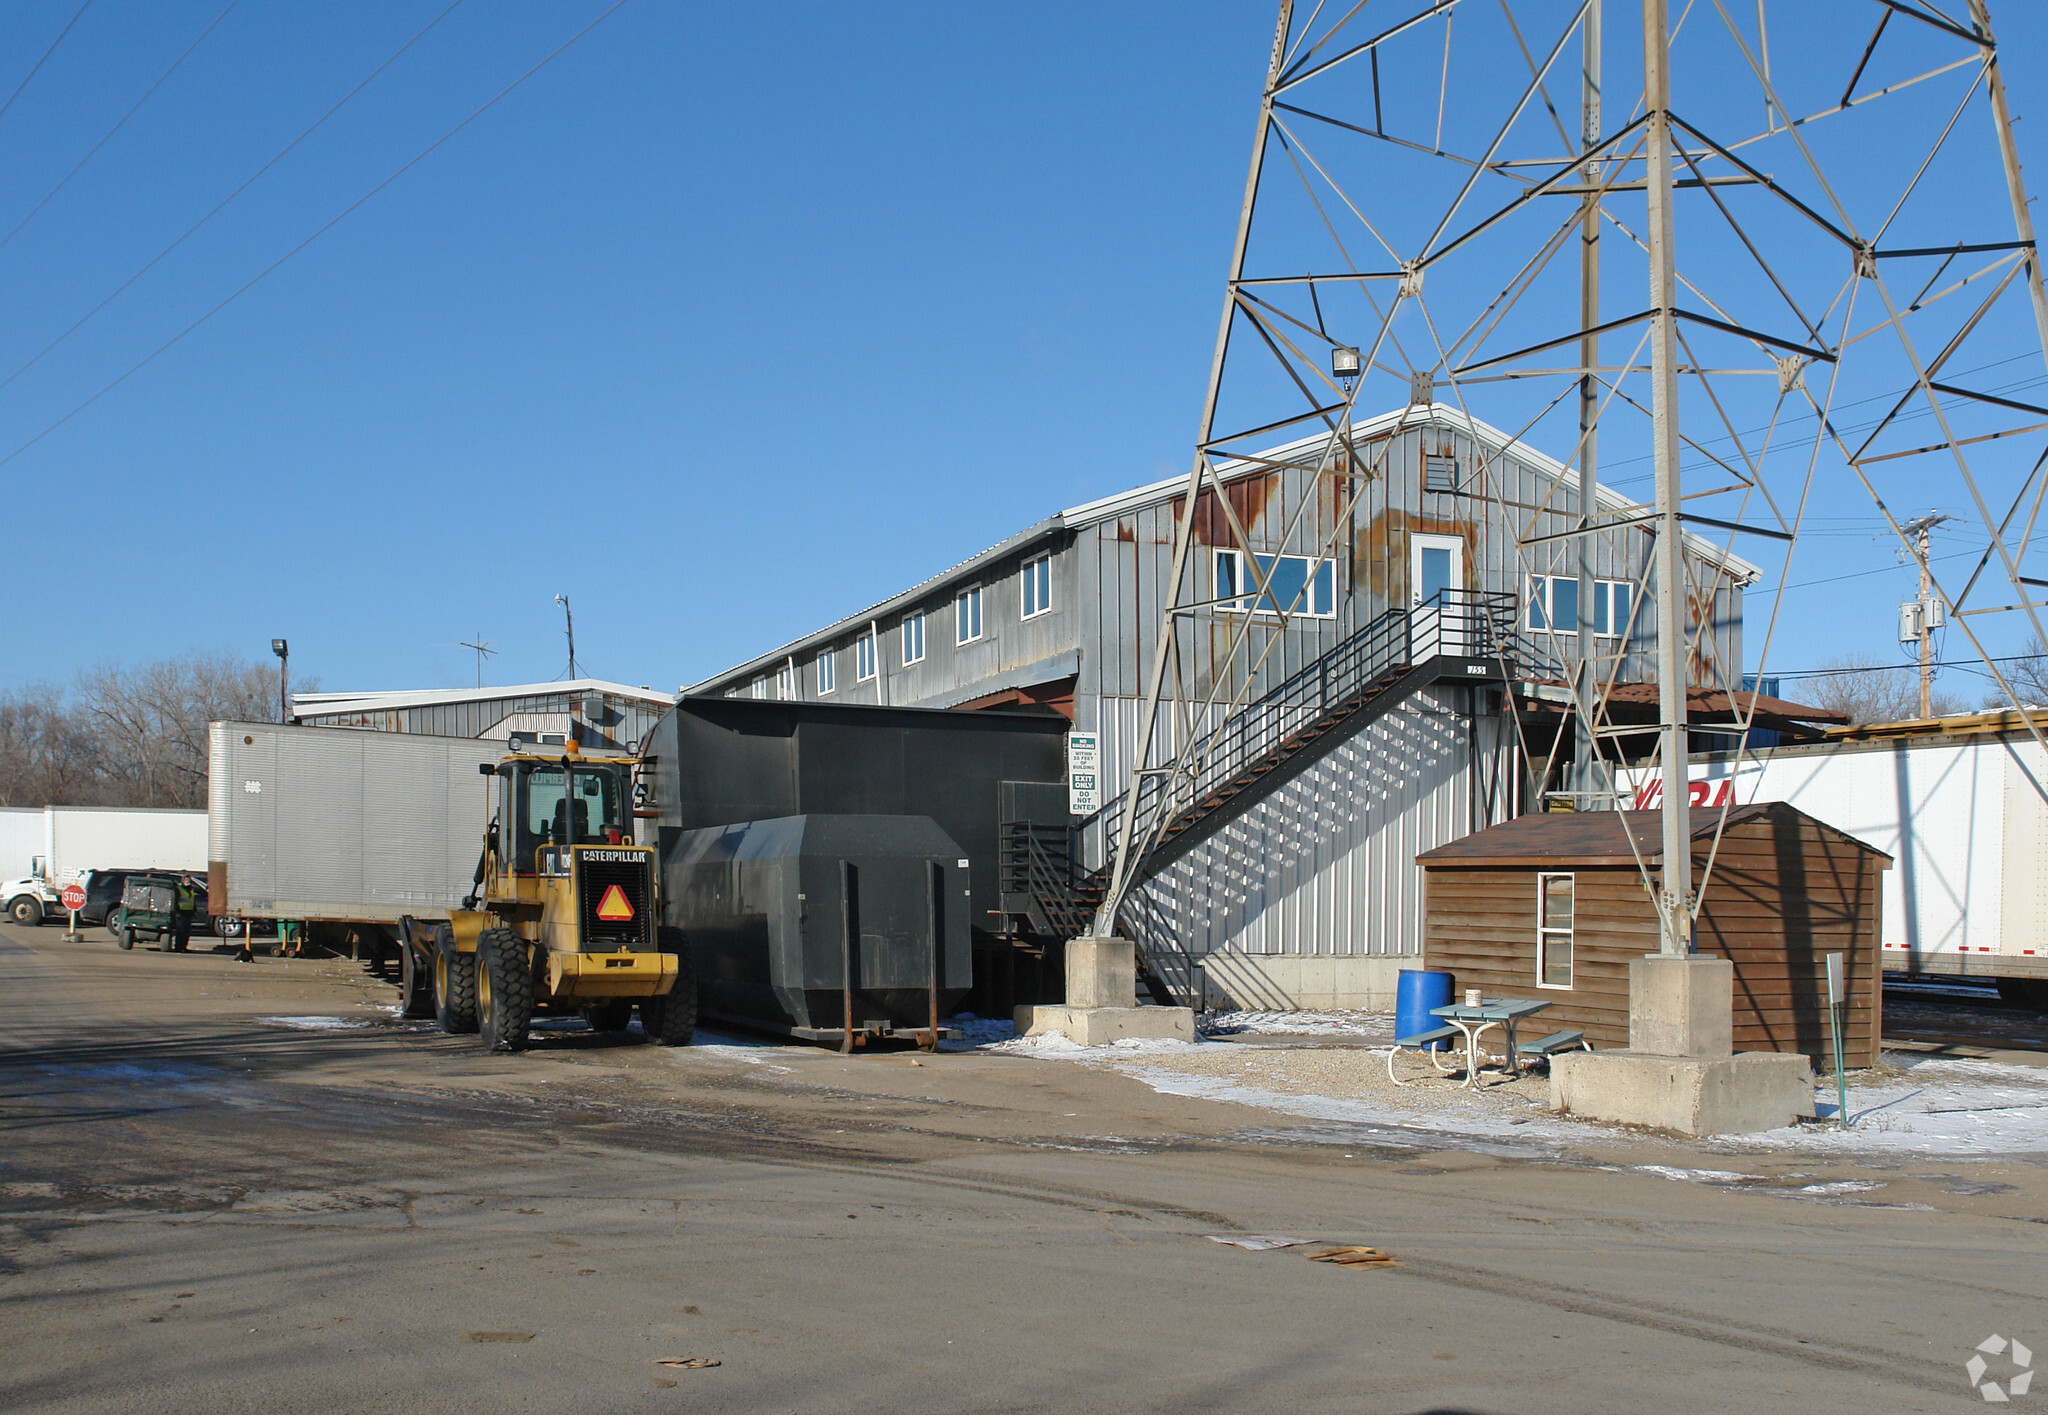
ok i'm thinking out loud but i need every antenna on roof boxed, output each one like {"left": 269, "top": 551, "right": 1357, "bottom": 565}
{"left": 458, "top": 632, "right": 497, "bottom": 689}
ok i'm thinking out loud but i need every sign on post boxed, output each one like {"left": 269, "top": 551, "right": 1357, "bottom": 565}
{"left": 1067, "top": 731, "right": 1099, "bottom": 817}
{"left": 58, "top": 884, "right": 86, "bottom": 913}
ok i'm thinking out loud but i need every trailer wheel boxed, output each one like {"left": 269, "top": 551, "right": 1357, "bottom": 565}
{"left": 476, "top": 927, "right": 534, "bottom": 1052}
{"left": 399, "top": 934, "right": 437, "bottom": 1019}
{"left": 641, "top": 950, "right": 698, "bottom": 1047}
{"left": 433, "top": 937, "right": 478, "bottom": 1034}
{"left": 7, "top": 896, "right": 42, "bottom": 926}
{"left": 582, "top": 1002, "right": 632, "bottom": 1033}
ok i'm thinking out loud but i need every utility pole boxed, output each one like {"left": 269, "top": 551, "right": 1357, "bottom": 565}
{"left": 555, "top": 595, "right": 578, "bottom": 680}
{"left": 1900, "top": 513, "right": 1952, "bottom": 719}
{"left": 1572, "top": 0, "right": 1604, "bottom": 810}
{"left": 459, "top": 632, "right": 497, "bottom": 690}
{"left": 1644, "top": 0, "right": 1690, "bottom": 956}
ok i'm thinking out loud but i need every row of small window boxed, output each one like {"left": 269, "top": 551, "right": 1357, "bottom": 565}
{"left": 1526, "top": 574, "right": 1634, "bottom": 638}
{"left": 749, "top": 556, "right": 1054, "bottom": 698}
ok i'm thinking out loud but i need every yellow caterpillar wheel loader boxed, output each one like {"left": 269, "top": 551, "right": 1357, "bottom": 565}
{"left": 405, "top": 744, "right": 695, "bottom": 1052}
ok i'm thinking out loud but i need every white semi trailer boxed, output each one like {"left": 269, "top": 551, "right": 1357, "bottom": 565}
{"left": 1, "top": 806, "right": 208, "bottom": 925}
{"left": 207, "top": 722, "right": 504, "bottom": 949}
{"left": 1622, "top": 724, "right": 2048, "bottom": 1001}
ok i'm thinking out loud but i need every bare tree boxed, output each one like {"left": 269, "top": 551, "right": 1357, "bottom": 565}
{"left": 0, "top": 651, "right": 317, "bottom": 809}
{"left": 1990, "top": 636, "right": 2048, "bottom": 709}
{"left": 1803, "top": 652, "right": 1967, "bottom": 726}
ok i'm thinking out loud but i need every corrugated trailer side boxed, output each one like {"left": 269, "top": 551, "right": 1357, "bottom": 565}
{"left": 1630, "top": 733, "right": 2048, "bottom": 988}
{"left": 208, "top": 722, "right": 503, "bottom": 924}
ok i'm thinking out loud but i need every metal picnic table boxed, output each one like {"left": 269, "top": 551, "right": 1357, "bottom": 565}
{"left": 1429, "top": 997, "right": 1553, "bottom": 1089}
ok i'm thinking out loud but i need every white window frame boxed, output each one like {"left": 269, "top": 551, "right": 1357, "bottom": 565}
{"left": 816, "top": 650, "right": 836, "bottom": 695}
{"left": 956, "top": 586, "right": 983, "bottom": 644}
{"left": 775, "top": 663, "right": 794, "bottom": 700}
{"left": 750, "top": 677, "right": 768, "bottom": 699}
{"left": 856, "top": 631, "right": 877, "bottom": 683}
{"left": 902, "top": 613, "right": 926, "bottom": 666}
{"left": 1022, "top": 555, "right": 1052, "bottom": 620}
{"left": 1536, "top": 871, "right": 1574, "bottom": 990}
{"left": 1527, "top": 575, "right": 1635, "bottom": 637}
{"left": 1213, "top": 548, "right": 1337, "bottom": 619}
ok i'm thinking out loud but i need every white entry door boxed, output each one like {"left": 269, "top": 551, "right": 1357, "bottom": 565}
{"left": 1410, "top": 533, "right": 1467, "bottom": 657}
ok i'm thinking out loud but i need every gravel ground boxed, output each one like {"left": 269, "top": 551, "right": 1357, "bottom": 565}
{"left": 1128, "top": 1039, "right": 1554, "bottom": 1111}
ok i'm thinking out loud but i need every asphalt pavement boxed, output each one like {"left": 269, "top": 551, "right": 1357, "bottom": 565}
{"left": 0, "top": 920, "right": 2040, "bottom": 1414}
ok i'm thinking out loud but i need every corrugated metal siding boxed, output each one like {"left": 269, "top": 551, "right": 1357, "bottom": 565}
{"left": 1097, "top": 687, "right": 1515, "bottom": 959}
{"left": 296, "top": 690, "right": 668, "bottom": 750}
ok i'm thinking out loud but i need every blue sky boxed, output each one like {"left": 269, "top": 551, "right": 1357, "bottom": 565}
{"left": 3, "top": 1, "right": 2046, "bottom": 702}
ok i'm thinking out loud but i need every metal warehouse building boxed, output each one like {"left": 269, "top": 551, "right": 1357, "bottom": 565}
{"left": 292, "top": 679, "right": 674, "bottom": 754}
{"left": 691, "top": 403, "right": 1758, "bottom": 1009}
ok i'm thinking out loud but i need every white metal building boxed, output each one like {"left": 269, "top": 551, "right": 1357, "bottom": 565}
{"left": 692, "top": 404, "right": 1757, "bottom": 1007}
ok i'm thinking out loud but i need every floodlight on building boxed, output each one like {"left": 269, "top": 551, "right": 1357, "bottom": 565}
{"left": 1330, "top": 346, "right": 1361, "bottom": 386}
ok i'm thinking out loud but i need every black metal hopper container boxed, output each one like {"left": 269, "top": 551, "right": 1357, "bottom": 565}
{"left": 663, "top": 814, "right": 972, "bottom": 1049}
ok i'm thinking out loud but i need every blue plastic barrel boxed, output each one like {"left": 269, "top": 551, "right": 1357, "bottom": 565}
{"left": 1396, "top": 968, "right": 1454, "bottom": 1050}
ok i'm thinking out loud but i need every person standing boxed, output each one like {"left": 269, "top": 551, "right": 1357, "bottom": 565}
{"left": 171, "top": 877, "right": 196, "bottom": 954}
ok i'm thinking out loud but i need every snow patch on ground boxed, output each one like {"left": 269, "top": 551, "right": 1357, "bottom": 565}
{"left": 255, "top": 1015, "right": 371, "bottom": 1031}
{"left": 988, "top": 1031, "right": 1202, "bottom": 1058}
{"left": 1204, "top": 1009, "right": 1393, "bottom": 1040}
{"left": 1717, "top": 1054, "right": 2048, "bottom": 1158}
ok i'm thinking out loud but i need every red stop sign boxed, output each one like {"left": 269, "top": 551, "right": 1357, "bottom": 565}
{"left": 59, "top": 884, "right": 86, "bottom": 912}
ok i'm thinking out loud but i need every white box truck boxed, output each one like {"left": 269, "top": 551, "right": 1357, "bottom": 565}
{"left": 2, "top": 806, "right": 208, "bottom": 925}
{"left": 1622, "top": 728, "right": 2048, "bottom": 1001}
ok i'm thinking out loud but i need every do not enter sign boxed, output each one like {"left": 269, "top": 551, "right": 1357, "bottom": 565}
{"left": 59, "top": 884, "right": 86, "bottom": 912}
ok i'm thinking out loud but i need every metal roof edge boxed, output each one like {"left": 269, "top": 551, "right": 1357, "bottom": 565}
{"left": 293, "top": 678, "right": 673, "bottom": 714}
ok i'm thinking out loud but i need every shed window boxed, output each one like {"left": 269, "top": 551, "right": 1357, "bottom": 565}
{"left": 1022, "top": 556, "right": 1052, "bottom": 619}
{"left": 902, "top": 613, "right": 926, "bottom": 665}
{"left": 956, "top": 587, "right": 982, "bottom": 644}
{"left": 1528, "top": 575, "right": 1633, "bottom": 636}
{"left": 1537, "top": 872, "right": 1574, "bottom": 988}
{"left": 856, "top": 632, "right": 877, "bottom": 682}
{"left": 816, "top": 650, "right": 836, "bottom": 695}
{"left": 1215, "top": 549, "right": 1336, "bottom": 618}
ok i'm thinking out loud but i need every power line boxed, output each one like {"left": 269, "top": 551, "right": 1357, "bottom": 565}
{"left": 0, "top": 0, "right": 96, "bottom": 131}
{"left": 0, "top": 0, "right": 241, "bottom": 257}
{"left": 0, "top": 0, "right": 632, "bottom": 473}
{"left": 0, "top": 0, "right": 470, "bottom": 400}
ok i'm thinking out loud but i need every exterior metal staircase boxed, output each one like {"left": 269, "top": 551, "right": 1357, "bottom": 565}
{"left": 999, "top": 589, "right": 1547, "bottom": 1005}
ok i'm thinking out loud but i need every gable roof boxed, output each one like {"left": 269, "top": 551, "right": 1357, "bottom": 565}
{"left": 1415, "top": 801, "right": 1889, "bottom": 868}
{"left": 294, "top": 679, "right": 673, "bottom": 715}
{"left": 688, "top": 402, "right": 1762, "bottom": 692}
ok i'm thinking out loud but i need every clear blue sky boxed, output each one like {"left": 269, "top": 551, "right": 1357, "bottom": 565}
{"left": 2, "top": 1, "right": 2045, "bottom": 701}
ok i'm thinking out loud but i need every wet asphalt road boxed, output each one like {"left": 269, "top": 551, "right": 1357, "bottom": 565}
{"left": 0, "top": 922, "right": 2042, "bottom": 1414}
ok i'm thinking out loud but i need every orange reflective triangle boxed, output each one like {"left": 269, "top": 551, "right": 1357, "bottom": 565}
{"left": 594, "top": 884, "right": 634, "bottom": 922}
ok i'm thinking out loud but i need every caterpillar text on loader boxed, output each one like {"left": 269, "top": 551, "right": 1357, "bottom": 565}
{"left": 403, "top": 742, "right": 696, "bottom": 1051}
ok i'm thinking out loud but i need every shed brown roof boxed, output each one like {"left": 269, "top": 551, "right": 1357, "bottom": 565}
{"left": 1415, "top": 802, "right": 1888, "bottom": 868}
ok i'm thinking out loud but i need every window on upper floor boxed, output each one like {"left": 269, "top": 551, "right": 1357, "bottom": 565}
{"left": 856, "top": 631, "right": 877, "bottom": 682}
{"left": 903, "top": 613, "right": 926, "bottom": 665}
{"left": 1214, "top": 549, "right": 1336, "bottom": 618}
{"left": 956, "top": 587, "right": 982, "bottom": 644}
{"left": 750, "top": 677, "right": 768, "bottom": 699}
{"left": 775, "top": 663, "right": 794, "bottom": 700}
{"left": 1527, "top": 575, "right": 1635, "bottom": 637}
{"left": 1022, "top": 556, "right": 1052, "bottom": 619}
{"left": 817, "top": 650, "right": 836, "bottom": 695}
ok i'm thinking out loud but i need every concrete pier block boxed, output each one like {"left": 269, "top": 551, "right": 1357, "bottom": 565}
{"left": 1629, "top": 954, "right": 1735, "bottom": 1057}
{"left": 1014, "top": 1005, "right": 1196, "bottom": 1046}
{"left": 1550, "top": 1050, "right": 1815, "bottom": 1136}
{"left": 1064, "top": 936, "right": 1137, "bottom": 1010}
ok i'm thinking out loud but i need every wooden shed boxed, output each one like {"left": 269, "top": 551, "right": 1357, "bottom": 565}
{"left": 1416, "top": 803, "right": 1888, "bottom": 1069}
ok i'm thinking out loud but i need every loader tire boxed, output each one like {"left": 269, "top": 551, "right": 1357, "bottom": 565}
{"left": 583, "top": 1001, "right": 633, "bottom": 1033}
{"left": 476, "top": 927, "right": 534, "bottom": 1053}
{"left": 641, "top": 940, "right": 698, "bottom": 1047}
{"left": 434, "top": 936, "right": 478, "bottom": 1034}
{"left": 399, "top": 933, "right": 437, "bottom": 1019}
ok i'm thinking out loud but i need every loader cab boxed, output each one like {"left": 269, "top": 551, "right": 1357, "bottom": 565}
{"left": 496, "top": 758, "right": 633, "bottom": 877}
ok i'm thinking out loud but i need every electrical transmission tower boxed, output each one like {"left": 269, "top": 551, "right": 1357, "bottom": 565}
{"left": 1098, "top": 0, "right": 2048, "bottom": 959}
